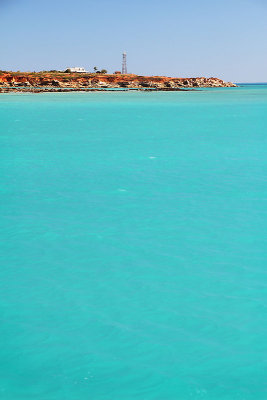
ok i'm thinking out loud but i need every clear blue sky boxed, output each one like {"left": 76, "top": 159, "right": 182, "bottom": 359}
{"left": 1, "top": 0, "right": 266, "bottom": 82}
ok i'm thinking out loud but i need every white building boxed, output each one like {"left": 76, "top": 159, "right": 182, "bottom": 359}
{"left": 67, "top": 67, "right": 88, "bottom": 73}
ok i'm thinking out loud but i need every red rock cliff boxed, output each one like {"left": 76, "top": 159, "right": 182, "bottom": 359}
{"left": 0, "top": 72, "right": 236, "bottom": 90}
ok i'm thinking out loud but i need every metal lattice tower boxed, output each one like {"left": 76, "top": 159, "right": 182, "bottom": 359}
{"left": 122, "top": 52, "right": 127, "bottom": 74}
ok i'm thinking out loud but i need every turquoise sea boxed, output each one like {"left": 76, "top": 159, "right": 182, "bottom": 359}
{"left": 1, "top": 84, "right": 267, "bottom": 400}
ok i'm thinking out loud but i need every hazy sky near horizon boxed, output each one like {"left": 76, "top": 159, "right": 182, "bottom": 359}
{"left": 0, "top": 0, "right": 266, "bottom": 82}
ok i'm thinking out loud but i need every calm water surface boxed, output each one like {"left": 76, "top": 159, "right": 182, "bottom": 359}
{"left": 1, "top": 85, "right": 267, "bottom": 399}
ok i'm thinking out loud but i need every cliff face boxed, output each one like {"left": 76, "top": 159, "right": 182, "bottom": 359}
{"left": 0, "top": 72, "right": 236, "bottom": 91}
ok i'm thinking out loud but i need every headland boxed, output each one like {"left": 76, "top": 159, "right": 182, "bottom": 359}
{"left": 0, "top": 71, "right": 236, "bottom": 93}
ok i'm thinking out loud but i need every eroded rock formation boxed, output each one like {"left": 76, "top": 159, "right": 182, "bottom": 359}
{"left": 0, "top": 72, "right": 236, "bottom": 92}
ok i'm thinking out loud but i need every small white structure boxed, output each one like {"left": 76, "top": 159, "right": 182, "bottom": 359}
{"left": 67, "top": 67, "right": 88, "bottom": 73}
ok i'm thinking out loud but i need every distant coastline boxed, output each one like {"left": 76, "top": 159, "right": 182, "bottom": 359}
{"left": 0, "top": 71, "right": 236, "bottom": 93}
{"left": 236, "top": 82, "right": 267, "bottom": 85}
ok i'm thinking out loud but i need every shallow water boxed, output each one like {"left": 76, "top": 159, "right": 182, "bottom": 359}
{"left": 1, "top": 85, "right": 267, "bottom": 399}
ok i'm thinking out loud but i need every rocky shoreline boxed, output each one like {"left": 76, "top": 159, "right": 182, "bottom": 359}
{"left": 0, "top": 72, "right": 236, "bottom": 93}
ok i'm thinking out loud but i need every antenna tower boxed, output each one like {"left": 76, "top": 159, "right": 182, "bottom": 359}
{"left": 122, "top": 52, "right": 127, "bottom": 74}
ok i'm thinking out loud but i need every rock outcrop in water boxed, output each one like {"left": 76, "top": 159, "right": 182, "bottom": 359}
{"left": 0, "top": 72, "right": 236, "bottom": 92}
